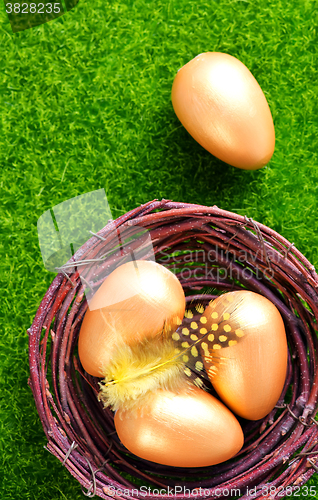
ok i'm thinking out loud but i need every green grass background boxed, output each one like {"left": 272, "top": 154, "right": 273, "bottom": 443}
{"left": 1, "top": 0, "right": 318, "bottom": 498}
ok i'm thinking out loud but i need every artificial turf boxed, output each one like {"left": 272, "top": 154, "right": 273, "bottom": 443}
{"left": 1, "top": 0, "right": 318, "bottom": 498}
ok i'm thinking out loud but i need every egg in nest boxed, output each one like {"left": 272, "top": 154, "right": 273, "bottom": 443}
{"left": 79, "top": 261, "right": 287, "bottom": 467}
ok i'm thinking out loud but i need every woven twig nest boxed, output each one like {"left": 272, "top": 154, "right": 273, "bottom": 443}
{"left": 29, "top": 199, "right": 318, "bottom": 499}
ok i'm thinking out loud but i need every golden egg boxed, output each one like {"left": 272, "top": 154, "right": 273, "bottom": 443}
{"left": 114, "top": 386, "right": 244, "bottom": 467}
{"left": 201, "top": 291, "right": 288, "bottom": 420}
{"left": 78, "top": 260, "right": 185, "bottom": 377}
{"left": 171, "top": 52, "right": 275, "bottom": 170}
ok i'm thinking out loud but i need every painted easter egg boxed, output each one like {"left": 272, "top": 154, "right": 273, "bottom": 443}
{"left": 198, "top": 291, "right": 288, "bottom": 420}
{"left": 78, "top": 260, "right": 185, "bottom": 377}
{"left": 171, "top": 52, "right": 275, "bottom": 170}
{"left": 115, "top": 386, "right": 244, "bottom": 467}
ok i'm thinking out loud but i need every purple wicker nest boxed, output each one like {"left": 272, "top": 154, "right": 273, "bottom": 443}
{"left": 28, "top": 199, "right": 318, "bottom": 499}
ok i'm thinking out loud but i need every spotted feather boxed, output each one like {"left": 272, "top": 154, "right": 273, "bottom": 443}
{"left": 173, "top": 292, "right": 247, "bottom": 386}
{"left": 99, "top": 291, "right": 249, "bottom": 411}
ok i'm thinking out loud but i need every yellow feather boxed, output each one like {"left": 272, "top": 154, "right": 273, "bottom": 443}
{"left": 98, "top": 336, "right": 189, "bottom": 412}
{"left": 98, "top": 294, "right": 247, "bottom": 413}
